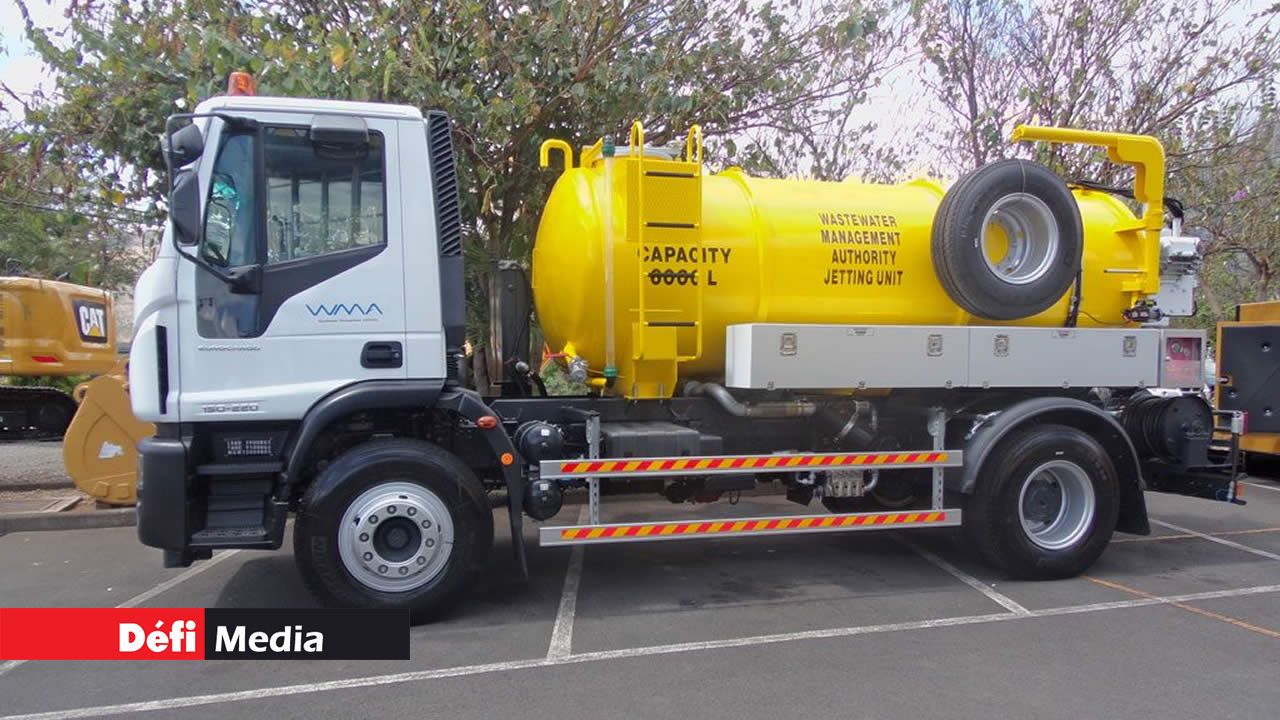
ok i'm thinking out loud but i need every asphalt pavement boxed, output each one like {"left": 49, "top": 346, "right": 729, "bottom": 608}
{"left": 1, "top": 480, "right": 1279, "bottom": 720}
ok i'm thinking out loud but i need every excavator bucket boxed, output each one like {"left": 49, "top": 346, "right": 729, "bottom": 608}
{"left": 62, "top": 359, "right": 153, "bottom": 505}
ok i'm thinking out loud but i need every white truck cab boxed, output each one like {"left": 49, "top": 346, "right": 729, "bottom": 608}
{"left": 131, "top": 94, "right": 452, "bottom": 424}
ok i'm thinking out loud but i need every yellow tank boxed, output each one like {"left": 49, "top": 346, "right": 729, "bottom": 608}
{"left": 533, "top": 124, "right": 1164, "bottom": 398}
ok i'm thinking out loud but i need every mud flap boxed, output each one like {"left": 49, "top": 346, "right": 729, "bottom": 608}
{"left": 436, "top": 386, "right": 529, "bottom": 580}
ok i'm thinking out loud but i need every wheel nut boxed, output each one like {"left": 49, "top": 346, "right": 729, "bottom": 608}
{"left": 416, "top": 556, "right": 426, "bottom": 565}
{"left": 399, "top": 567, "right": 408, "bottom": 575}
{"left": 388, "top": 505, "right": 397, "bottom": 514}
{"left": 369, "top": 515, "right": 378, "bottom": 524}
{"left": 364, "top": 552, "right": 373, "bottom": 560}
{"left": 378, "top": 565, "right": 388, "bottom": 574}
{"left": 359, "top": 533, "right": 369, "bottom": 542}
{"left": 421, "top": 519, "right": 431, "bottom": 529}
{"left": 425, "top": 538, "right": 435, "bottom": 548}
{"left": 407, "top": 507, "right": 417, "bottom": 516}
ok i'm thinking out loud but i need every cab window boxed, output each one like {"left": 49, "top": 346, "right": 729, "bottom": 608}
{"left": 264, "top": 127, "right": 386, "bottom": 264}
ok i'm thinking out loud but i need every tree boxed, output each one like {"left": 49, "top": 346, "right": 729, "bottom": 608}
{"left": 16, "top": 0, "right": 899, "bottom": 336}
{"left": 914, "top": 0, "right": 1280, "bottom": 176}
{"left": 912, "top": 0, "right": 1280, "bottom": 329}
{"left": 912, "top": 0, "right": 1020, "bottom": 171}
{"left": 1179, "top": 94, "right": 1280, "bottom": 320}
{"left": 0, "top": 125, "right": 147, "bottom": 289}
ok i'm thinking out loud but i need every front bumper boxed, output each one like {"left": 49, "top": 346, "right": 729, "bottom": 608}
{"left": 136, "top": 433, "right": 192, "bottom": 553}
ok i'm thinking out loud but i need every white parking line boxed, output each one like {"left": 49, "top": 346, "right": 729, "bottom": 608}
{"left": 1150, "top": 519, "right": 1280, "bottom": 561}
{"left": 546, "top": 506, "right": 589, "bottom": 660}
{"left": 1242, "top": 480, "right": 1280, "bottom": 494}
{"left": 901, "top": 539, "right": 1030, "bottom": 615}
{"left": 0, "top": 550, "right": 242, "bottom": 678}
{"left": 6, "top": 583, "right": 1277, "bottom": 720}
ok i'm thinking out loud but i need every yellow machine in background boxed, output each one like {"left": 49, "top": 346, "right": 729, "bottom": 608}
{"left": 1216, "top": 300, "right": 1280, "bottom": 462}
{"left": 63, "top": 357, "right": 153, "bottom": 505}
{"left": 0, "top": 276, "right": 117, "bottom": 437}
{"left": 0, "top": 275, "right": 150, "bottom": 505}
{"left": 534, "top": 124, "right": 1164, "bottom": 399}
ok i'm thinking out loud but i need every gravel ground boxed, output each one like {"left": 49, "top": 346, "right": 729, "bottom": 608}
{"left": 0, "top": 441, "right": 72, "bottom": 489}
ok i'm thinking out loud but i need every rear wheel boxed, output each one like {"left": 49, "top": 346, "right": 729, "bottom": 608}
{"left": 964, "top": 424, "right": 1118, "bottom": 579}
{"left": 294, "top": 438, "right": 493, "bottom": 623}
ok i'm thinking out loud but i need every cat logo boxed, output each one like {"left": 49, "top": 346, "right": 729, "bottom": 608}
{"left": 73, "top": 300, "right": 109, "bottom": 343}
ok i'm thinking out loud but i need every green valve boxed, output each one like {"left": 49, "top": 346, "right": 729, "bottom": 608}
{"left": 603, "top": 366, "right": 618, "bottom": 379}
{"left": 603, "top": 141, "right": 615, "bottom": 158}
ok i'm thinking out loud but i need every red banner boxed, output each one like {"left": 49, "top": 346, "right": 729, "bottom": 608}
{"left": 0, "top": 608, "right": 205, "bottom": 660}
{"left": 0, "top": 608, "right": 409, "bottom": 661}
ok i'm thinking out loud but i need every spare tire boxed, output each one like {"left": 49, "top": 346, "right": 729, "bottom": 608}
{"left": 931, "top": 159, "right": 1082, "bottom": 320}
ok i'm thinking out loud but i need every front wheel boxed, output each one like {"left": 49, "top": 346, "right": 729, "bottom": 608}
{"left": 294, "top": 438, "right": 493, "bottom": 623}
{"left": 964, "top": 424, "right": 1119, "bottom": 579}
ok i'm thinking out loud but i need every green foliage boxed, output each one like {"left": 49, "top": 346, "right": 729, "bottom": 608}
{"left": 0, "top": 127, "right": 147, "bottom": 288}
{"left": 15, "top": 0, "right": 899, "bottom": 337}
{"left": 538, "top": 361, "right": 587, "bottom": 397}
{"left": 2, "top": 374, "right": 87, "bottom": 394}
{"left": 9, "top": 0, "right": 1279, "bottom": 341}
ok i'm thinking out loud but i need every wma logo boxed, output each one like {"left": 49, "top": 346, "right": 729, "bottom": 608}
{"left": 305, "top": 302, "right": 384, "bottom": 318}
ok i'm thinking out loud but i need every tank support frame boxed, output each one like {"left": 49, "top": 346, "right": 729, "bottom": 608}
{"left": 538, "top": 408, "right": 961, "bottom": 546}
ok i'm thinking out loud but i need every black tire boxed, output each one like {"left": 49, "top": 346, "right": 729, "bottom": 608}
{"left": 35, "top": 397, "right": 74, "bottom": 435}
{"left": 294, "top": 438, "right": 493, "bottom": 623}
{"left": 931, "top": 159, "right": 1082, "bottom": 320}
{"left": 964, "top": 424, "right": 1119, "bottom": 579}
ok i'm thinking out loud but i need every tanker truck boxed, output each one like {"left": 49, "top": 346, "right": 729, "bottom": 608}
{"left": 130, "top": 74, "right": 1240, "bottom": 620}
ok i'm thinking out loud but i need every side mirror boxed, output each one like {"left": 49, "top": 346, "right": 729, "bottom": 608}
{"left": 170, "top": 168, "right": 201, "bottom": 246}
{"left": 163, "top": 123, "right": 205, "bottom": 171}
{"left": 309, "top": 114, "right": 369, "bottom": 158}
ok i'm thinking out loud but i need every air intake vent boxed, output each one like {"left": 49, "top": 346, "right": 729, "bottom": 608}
{"left": 426, "top": 111, "right": 462, "bottom": 258}
{"left": 427, "top": 110, "right": 467, "bottom": 383}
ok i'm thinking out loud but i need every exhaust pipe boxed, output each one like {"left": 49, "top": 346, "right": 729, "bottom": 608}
{"left": 684, "top": 381, "right": 817, "bottom": 418}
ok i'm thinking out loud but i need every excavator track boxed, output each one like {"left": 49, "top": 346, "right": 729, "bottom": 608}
{"left": 0, "top": 385, "right": 78, "bottom": 441}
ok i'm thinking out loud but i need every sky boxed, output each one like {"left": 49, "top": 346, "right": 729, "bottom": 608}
{"left": 0, "top": 0, "right": 1269, "bottom": 179}
{"left": 0, "top": 0, "right": 65, "bottom": 120}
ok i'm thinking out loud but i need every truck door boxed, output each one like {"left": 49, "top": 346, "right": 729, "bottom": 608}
{"left": 174, "top": 112, "right": 408, "bottom": 421}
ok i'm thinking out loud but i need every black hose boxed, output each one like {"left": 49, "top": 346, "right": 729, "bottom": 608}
{"left": 1067, "top": 179, "right": 1185, "bottom": 220}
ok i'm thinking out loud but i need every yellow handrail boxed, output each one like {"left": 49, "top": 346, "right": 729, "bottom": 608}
{"left": 629, "top": 121, "right": 645, "bottom": 157}
{"left": 684, "top": 124, "right": 703, "bottom": 164}
{"left": 630, "top": 121, "right": 648, "bottom": 328}
{"left": 539, "top": 139, "right": 574, "bottom": 172}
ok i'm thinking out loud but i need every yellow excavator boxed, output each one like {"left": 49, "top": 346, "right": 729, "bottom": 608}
{"left": 0, "top": 275, "right": 151, "bottom": 504}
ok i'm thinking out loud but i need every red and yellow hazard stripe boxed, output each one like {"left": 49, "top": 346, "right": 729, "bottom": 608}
{"left": 558, "top": 511, "right": 948, "bottom": 541}
{"left": 554, "top": 451, "right": 948, "bottom": 477}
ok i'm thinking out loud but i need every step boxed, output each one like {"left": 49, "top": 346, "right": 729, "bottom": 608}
{"left": 190, "top": 525, "right": 271, "bottom": 546}
{"left": 196, "top": 461, "right": 283, "bottom": 477}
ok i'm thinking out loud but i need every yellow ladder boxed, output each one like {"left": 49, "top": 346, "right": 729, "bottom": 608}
{"left": 625, "top": 122, "right": 705, "bottom": 396}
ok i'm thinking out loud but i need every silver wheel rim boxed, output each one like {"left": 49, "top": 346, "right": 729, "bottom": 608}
{"left": 979, "top": 192, "right": 1059, "bottom": 285}
{"left": 1018, "top": 460, "right": 1096, "bottom": 551}
{"left": 338, "top": 481, "right": 454, "bottom": 593}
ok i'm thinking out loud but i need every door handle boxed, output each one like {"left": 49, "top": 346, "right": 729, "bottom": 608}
{"left": 361, "top": 341, "right": 403, "bottom": 369}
